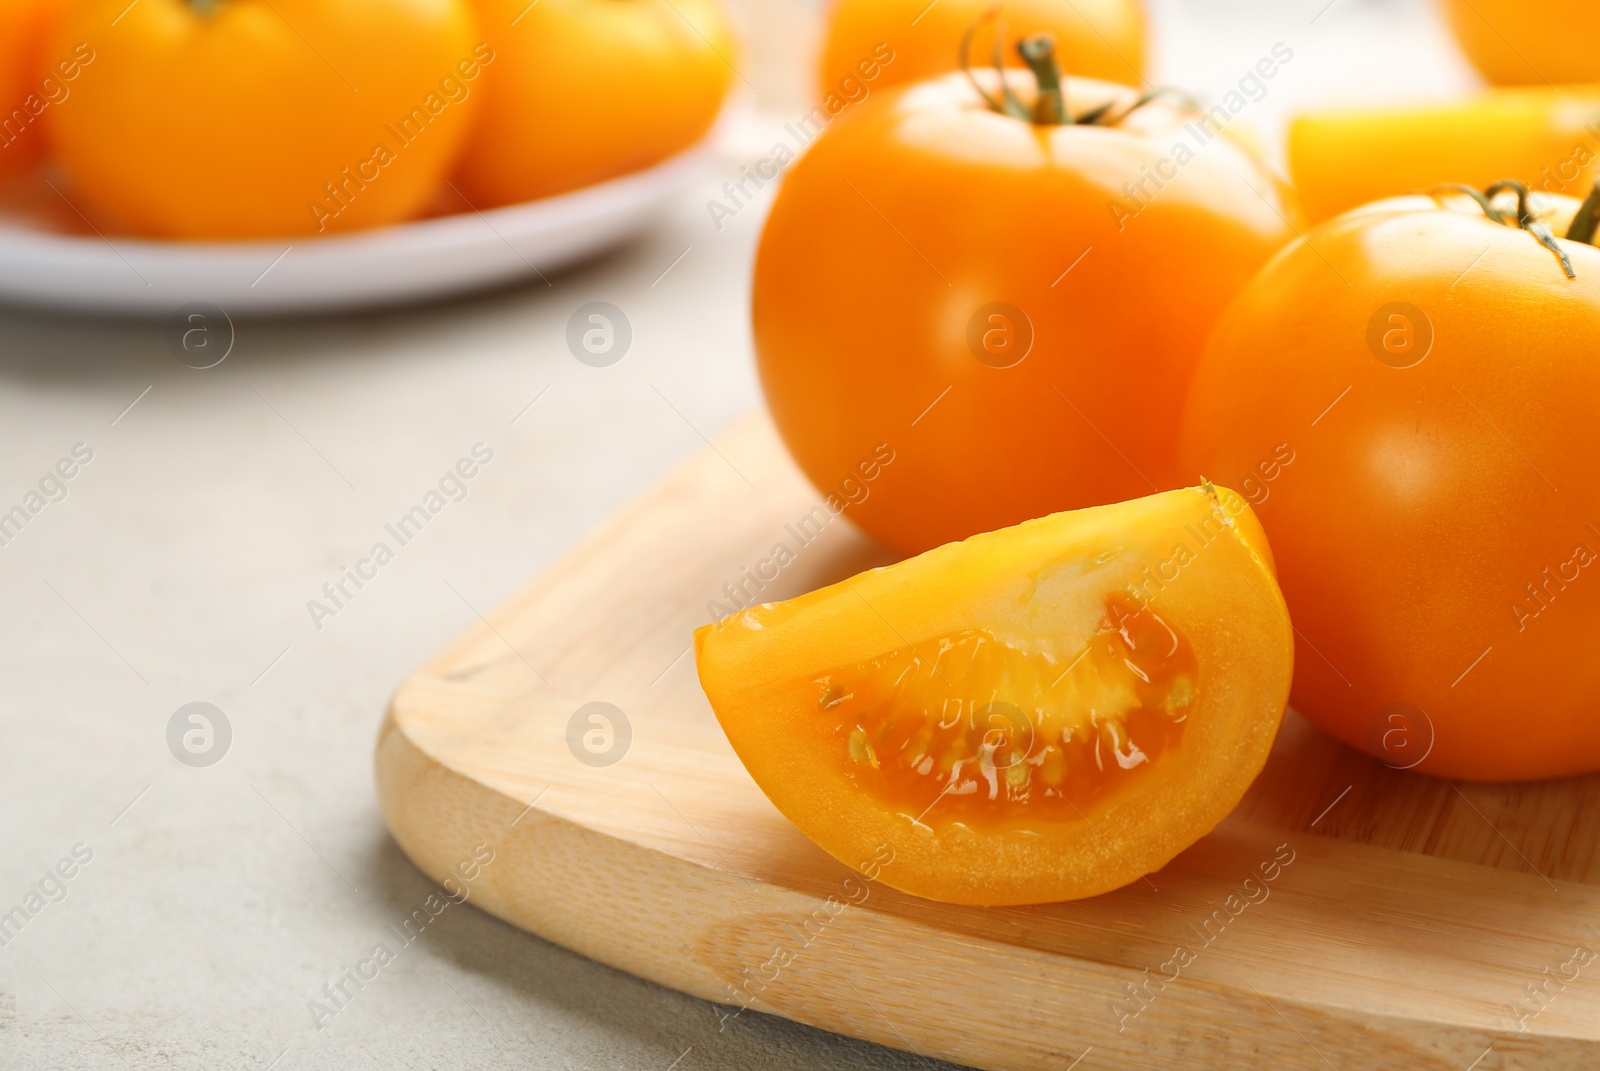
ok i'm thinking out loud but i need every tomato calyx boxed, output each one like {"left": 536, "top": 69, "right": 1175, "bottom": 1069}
{"left": 1015, "top": 36, "right": 1066, "bottom": 125}
{"left": 958, "top": 8, "right": 1038, "bottom": 122}
{"left": 957, "top": 8, "right": 1187, "bottom": 128}
{"left": 1436, "top": 180, "right": 1576, "bottom": 278}
{"left": 1567, "top": 180, "right": 1600, "bottom": 246}
{"left": 1073, "top": 86, "right": 1198, "bottom": 126}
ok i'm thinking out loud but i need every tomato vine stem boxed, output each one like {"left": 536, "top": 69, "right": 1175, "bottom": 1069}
{"left": 1016, "top": 36, "right": 1068, "bottom": 125}
{"left": 958, "top": 9, "right": 1182, "bottom": 127}
{"left": 1436, "top": 181, "right": 1575, "bottom": 279}
{"left": 959, "top": 6, "right": 1027, "bottom": 120}
{"left": 1075, "top": 86, "right": 1198, "bottom": 126}
{"left": 1567, "top": 180, "right": 1600, "bottom": 246}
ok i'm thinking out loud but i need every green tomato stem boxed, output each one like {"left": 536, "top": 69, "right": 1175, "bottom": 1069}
{"left": 1566, "top": 180, "right": 1600, "bottom": 246}
{"left": 957, "top": 11, "right": 1188, "bottom": 130}
{"left": 959, "top": 7, "right": 1027, "bottom": 120}
{"left": 1439, "top": 181, "right": 1575, "bottom": 279}
{"left": 1016, "top": 36, "right": 1068, "bottom": 125}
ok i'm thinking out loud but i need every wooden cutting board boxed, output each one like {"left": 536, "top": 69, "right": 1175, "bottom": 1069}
{"left": 375, "top": 413, "right": 1600, "bottom": 1071}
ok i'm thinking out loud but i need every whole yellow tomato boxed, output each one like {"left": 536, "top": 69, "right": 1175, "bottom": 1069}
{"left": 0, "top": 0, "right": 68, "bottom": 184}
{"left": 1289, "top": 88, "right": 1600, "bottom": 223}
{"left": 753, "top": 54, "right": 1297, "bottom": 555}
{"left": 454, "top": 0, "right": 735, "bottom": 207}
{"left": 818, "top": 0, "right": 1145, "bottom": 98}
{"left": 1443, "top": 0, "right": 1600, "bottom": 85}
{"left": 45, "top": 0, "right": 482, "bottom": 239}
{"left": 1181, "top": 187, "right": 1600, "bottom": 781}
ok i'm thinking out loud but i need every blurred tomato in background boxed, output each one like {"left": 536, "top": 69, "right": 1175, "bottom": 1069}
{"left": 1442, "top": 0, "right": 1600, "bottom": 85}
{"left": 454, "top": 0, "right": 736, "bottom": 207}
{"left": 0, "top": 0, "right": 737, "bottom": 239}
{"left": 44, "top": 0, "right": 484, "bottom": 238}
{"left": 0, "top": 0, "right": 67, "bottom": 184}
{"left": 817, "top": 0, "right": 1144, "bottom": 96}
{"left": 1290, "top": 87, "right": 1600, "bottom": 223}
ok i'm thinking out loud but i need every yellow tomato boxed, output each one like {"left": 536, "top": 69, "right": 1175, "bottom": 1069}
{"left": 454, "top": 0, "right": 735, "bottom": 207}
{"left": 753, "top": 68, "right": 1297, "bottom": 555}
{"left": 45, "top": 0, "right": 483, "bottom": 239}
{"left": 1182, "top": 188, "right": 1600, "bottom": 780}
{"left": 1289, "top": 88, "right": 1600, "bottom": 223}
{"left": 1443, "top": 0, "right": 1600, "bottom": 86}
{"left": 818, "top": 0, "right": 1145, "bottom": 98}
{"left": 0, "top": 0, "right": 68, "bottom": 183}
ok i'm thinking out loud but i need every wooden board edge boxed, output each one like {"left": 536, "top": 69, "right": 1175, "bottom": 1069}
{"left": 374, "top": 688, "right": 1586, "bottom": 1071}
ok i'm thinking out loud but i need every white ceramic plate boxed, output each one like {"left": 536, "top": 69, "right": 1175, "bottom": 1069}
{"left": 0, "top": 135, "right": 717, "bottom": 317}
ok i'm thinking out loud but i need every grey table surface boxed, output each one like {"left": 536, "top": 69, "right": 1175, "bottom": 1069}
{"left": 0, "top": 2, "right": 1477, "bottom": 1067}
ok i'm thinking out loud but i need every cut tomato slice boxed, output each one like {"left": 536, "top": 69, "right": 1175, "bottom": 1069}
{"left": 695, "top": 486, "right": 1293, "bottom": 905}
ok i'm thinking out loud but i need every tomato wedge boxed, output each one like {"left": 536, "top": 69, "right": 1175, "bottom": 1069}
{"left": 695, "top": 487, "right": 1293, "bottom": 905}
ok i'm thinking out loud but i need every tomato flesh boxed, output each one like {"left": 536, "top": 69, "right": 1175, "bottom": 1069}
{"left": 696, "top": 487, "right": 1292, "bottom": 905}
{"left": 824, "top": 597, "right": 1196, "bottom": 827}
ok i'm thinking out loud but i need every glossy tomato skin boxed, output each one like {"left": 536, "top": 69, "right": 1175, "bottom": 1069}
{"left": 1443, "top": 0, "right": 1600, "bottom": 85}
{"left": 455, "top": 0, "right": 734, "bottom": 207}
{"left": 1179, "top": 195, "right": 1600, "bottom": 781}
{"left": 818, "top": 0, "right": 1144, "bottom": 97}
{"left": 753, "top": 71, "right": 1297, "bottom": 556}
{"left": 44, "top": 0, "right": 482, "bottom": 238}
